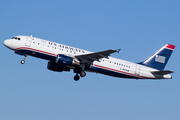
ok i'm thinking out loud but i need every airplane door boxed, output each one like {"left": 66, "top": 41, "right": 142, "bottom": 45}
{"left": 25, "top": 36, "right": 32, "bottom": 47}
{"left": 135, "top": 65, "right": 141, "bottom": 75}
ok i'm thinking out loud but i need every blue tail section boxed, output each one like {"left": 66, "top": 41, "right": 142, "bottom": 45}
{"left": 139, "top": 44, "right": 175, "bottom": 71}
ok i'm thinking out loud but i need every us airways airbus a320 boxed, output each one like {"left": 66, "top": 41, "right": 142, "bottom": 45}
{"left": 3, "top": 35, "right": 175, "bottom": 81}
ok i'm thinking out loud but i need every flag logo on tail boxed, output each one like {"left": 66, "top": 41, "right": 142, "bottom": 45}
{"left": 155, "top": 55, "right": 166, "bottom": 63}
{"left": 139, "top": 44, "right": 175, "bottom": 70}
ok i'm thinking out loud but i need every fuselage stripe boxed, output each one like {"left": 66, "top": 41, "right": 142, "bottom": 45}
{"left": 16, "top": 47, "right": 151, "bottom": 79}
{"left": 94, "top": 64, "right": 150, "bottom": 79}
{"left": 16, "top": 47, "right": 57, "bottom": 57}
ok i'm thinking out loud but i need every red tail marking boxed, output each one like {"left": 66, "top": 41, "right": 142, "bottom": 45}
{"left": 166, "top": 44, "right": 175, "bottom": 50}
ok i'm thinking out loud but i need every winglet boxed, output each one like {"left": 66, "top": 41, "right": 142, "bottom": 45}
{"left": 117, "top": 49, "right": 121, "bottom": 53}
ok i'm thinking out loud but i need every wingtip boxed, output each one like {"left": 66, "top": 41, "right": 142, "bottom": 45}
{"left": 117, "top": 49, "right": 121, "bottom": 53}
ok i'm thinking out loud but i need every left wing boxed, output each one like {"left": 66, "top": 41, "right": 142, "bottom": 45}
{"left": 76, "top": 49, "right": 119, "bottom": 62}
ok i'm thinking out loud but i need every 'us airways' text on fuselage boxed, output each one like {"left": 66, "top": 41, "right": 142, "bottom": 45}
{"left": 3, "top": 35, "right": 175, "bottom": 81}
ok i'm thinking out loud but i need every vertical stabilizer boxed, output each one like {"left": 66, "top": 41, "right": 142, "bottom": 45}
{"left": 139, "top": 44, "right": 175, "bottom": 70}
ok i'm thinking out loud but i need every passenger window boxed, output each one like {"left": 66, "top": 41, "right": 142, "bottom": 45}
{"left": 18, "top": 38, "right": 20, "bottom": 40}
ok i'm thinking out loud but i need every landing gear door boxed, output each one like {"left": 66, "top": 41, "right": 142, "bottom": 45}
{"left": 25, "top": 36, "right": 32, "bottom": 47}
{"left": 135, "top": 65, "right": 141, "bottom": 75}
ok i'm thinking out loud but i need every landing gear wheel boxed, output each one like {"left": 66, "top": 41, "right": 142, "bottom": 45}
{"left": 80, "top": 71, "right": 86, "bottom": 77}
{"left": 21, "top": 60, "right": 25, "bottom": 64}
{"left": 20, "top": 55, "right": 27, "bottom": 64}
{"left": 74, "top": 74, "right": 80, "bottom": 81}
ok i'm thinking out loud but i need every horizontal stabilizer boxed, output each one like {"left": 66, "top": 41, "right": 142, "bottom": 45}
{"left": 151, "top": 70, "right": 174, "bottom": 75}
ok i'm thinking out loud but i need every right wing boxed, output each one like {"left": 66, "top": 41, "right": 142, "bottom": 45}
{"left": 76, "top": 49, "right": 119, "bottom": 62}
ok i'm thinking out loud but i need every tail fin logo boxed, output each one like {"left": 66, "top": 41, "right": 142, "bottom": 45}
{"left": 155, "top": 55, "right": 166, "bottom": 63}
{"left": 139, "top": 44, "right": 175, "bottom": 70}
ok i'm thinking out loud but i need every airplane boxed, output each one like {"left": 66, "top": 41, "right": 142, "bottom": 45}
{"left": 3, "top": 35, "right": 175, "bottom": 81}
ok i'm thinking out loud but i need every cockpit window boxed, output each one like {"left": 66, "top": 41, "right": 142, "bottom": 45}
{"left": 11, "top": 37, "right": 17, "bottom": 39}
{"left": 11, "top": 37, "right": 20, "bottom": 40}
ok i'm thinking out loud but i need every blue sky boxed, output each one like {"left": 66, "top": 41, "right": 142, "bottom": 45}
{"left": 0, "top": 0, "right": 180, "bottom": 120}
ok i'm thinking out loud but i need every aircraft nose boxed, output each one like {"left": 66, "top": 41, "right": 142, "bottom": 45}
{"left": 3, "top": 40, "right": 9, "bottom": 47}
{"left": 3, "top": 39, "right": 12, "bottom": 49}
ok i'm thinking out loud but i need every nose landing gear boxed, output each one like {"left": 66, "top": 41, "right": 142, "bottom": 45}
{"left": 21, "top": 55, "right": 27, "bottom": 64}
{"left": 14, "top": 51, "right": 27, "bottom": 64}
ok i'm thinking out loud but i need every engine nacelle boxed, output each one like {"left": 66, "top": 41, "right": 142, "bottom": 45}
{"left": 56, "top": 54, "right": 80, "bottom": 66}
{"left": 47, "top": 61, "right": 70, "bottom": 72}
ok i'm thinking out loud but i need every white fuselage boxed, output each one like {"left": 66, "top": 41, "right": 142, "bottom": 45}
{"left": 4, "top": 35, "right": 172, "bottom": 79}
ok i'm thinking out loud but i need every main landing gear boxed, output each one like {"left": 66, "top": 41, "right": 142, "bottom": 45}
{"left": 73, "top": 67, "right": 86, "bottom": 81}
{"left": 74, "top": 74, "right": 80, "bottom": 81}
{"left": 21, "top": 55, "right": 27, "bottom": 64}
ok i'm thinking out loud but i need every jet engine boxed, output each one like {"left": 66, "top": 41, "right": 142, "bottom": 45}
{"left": 55, "top": 54, "right": 80, "bottom": 66}
{"left": 47, "top": 61, "right": 70, "bottom": 72}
